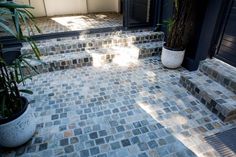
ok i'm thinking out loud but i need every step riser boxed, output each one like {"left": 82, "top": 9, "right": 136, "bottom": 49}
{"left": 22, "top": 33, "right": 164, "bottom": 56}
{"left": 180, "top": 75, "right": 236, "bottom": 122}
{"left": 199, "top": 62, "right": 236, "bottom": 94}
{"left": 27, "top": 28, "right": 154, "bottom": 44}
{"left": 23, "top": 56, "right": 92, "bottom": 75}
{"left": 139, "top": 47, "right": 161, "bottom": 59}
{"left": 180, "top": 76, "right": 227, "bottom": 121}
{"left": 23, "top": 47, "right": 161, "bottom": 75}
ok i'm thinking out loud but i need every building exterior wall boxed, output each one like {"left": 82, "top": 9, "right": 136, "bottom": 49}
{"left": 44, "top": 0, "right": 87, "bottom": 16}
{"left": 14, "top": 0, "right": 47, "bottom": 17}
{"left": 87, "top": 0, "right": 120, "bottom": 13}
{"left": 14, "top": 0, "right": 120, "bottom": 17}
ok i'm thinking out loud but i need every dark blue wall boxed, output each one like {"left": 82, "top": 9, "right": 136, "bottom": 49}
{"left": 159, "top": 0, "right": 173, "bottom": 34}
{"left": 195, "top": 0, "right": 227, "bottom": 60}
{"left": 159, "top": 0, "right": 227, "bottom": 70}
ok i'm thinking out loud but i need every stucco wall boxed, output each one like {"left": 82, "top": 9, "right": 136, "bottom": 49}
{"left": 87, "top": 0, "right": 120, "bottom": 13}
{"left": 14, "top": 0, "right": 120, "bottom": 17}
{"left": 44, "top": 0, "right": 87, "bottom": 16}
{"left": 30, "top": 0, "right": 47, "bottom": 17}
{"left": 14, "top": 0, "right": 46, "bottom": 17}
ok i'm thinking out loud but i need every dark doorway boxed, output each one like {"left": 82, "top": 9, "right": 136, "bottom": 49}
{"left": 123, "top": 0, "right": 158, "bottom": 28}
{"left": 215, "top": 0, "right": 236, "bottom": 67}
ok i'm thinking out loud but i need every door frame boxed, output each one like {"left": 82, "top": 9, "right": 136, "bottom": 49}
{"left": 213, "top": 0, "right": 236, "bottom": 67}
{"left": 123, "top": 0, "right": 160, "bottom": 29}
{"left": 209, "top": 0, "right": 234, "bottom": 60}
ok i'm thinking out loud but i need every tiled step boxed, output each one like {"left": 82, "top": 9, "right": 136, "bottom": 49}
{"left": 24, "top": 42, "right": 162, "bottom": 74}
{"left": 25, "top": 51, "right": 92, "bottom": 74}
{"left": 199, "top": 58, "right": 236, "bottom": 94}
{"left": 180, "top": 71, "right": 236, "bottom": 122}
{"left": 29, "top": 28, "right": 154, "bottom": 44}
{"left": 21, "top": 31, "right": 164, "bottom": 56}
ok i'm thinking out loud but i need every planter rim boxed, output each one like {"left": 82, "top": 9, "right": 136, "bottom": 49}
{"left": 163, "top": 43, "right": 185, "bottom": 51}
{"left": 0, "top": 97, "right": 28, "bottom": 125}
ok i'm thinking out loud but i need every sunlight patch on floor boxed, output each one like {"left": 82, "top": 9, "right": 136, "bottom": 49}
{"left": 137, "top": 101, "right": 220, "bottom": 156}
{"left": 95, "top": 14, "right": 108, "bottom": 19}
{"left": 87, "top": 46, "right": 140, "bottom": 67}
{"left": 112, "top": 46, "right": 139, "bottom": 67}
{"left": 51, "top": 16, "right": 87, "bottom": 31}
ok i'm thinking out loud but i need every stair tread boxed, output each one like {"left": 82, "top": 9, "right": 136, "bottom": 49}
{"left": 22, "top": 31, "right": 163, "bottom": 48}
{"left": 181, "top": 71, "right": 236, "bottom": 118}
{"left": 87, "top": 47, "right": 139, "bottom": 55}
{"left": 135, "top": 41, "right": 163, "bottom": 48}
{"left": 2, "top": 47, "right": 21, "bottom": 53}
{"left": 200, "top": 58, "right": 236, "bottom": 93}
{"left": 87, "top": 41, "right": 163, "bottom": 53}
{"left": 33, "top": 28, "right": 153, "bottom": 42}
{"left": 30, "top": 42, "right": 162, "bottom": 65}
{"left": 30, "top": 51, "right": 90, "bottom": 65}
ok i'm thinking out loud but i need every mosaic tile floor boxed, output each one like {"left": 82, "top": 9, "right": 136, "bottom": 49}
{"left": 24, "top": 13, "right": 122, "bottom": 35}
{"left": 1, "top": 56, "right": 236, "bottom": 157}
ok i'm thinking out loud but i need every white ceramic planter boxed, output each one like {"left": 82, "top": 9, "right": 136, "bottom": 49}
{"left": 161, "top": 45, "right": 185, "bottom": 69}
{"left": 0, "top": 99, "right": 36, "bottom": 147}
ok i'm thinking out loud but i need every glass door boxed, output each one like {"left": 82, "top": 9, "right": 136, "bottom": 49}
{"left": 123, "top": 0, "right": 157, "bottom": 28}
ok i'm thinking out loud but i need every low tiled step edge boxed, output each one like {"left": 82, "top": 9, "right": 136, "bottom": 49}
{"left": 21, "top": 31, "right": 164, "bottom": 56}
{"left": 23, "top": 42, "right": 162, "bottom": 74}
{"left": 29, "top": 28, "right": 154, "bottom": 44}
{"left": 199, "top": 58, "right": 236, "bottom": 94}
{"left": 180, "top": 71, "right": 236, "bottom": 122}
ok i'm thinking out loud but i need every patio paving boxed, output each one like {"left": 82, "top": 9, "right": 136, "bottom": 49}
{"left": 0, "top": 56, "right": 235, "bottom": 157}
{"left": 23, "top": 13, "right": 122, "bottom": 35}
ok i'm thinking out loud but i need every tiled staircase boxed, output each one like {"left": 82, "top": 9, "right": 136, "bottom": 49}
{"left": 180, "top": 58, "right": 236, "bottom": 122}
{"left": 21, "top": 29, "right": 164, "bottom": 74}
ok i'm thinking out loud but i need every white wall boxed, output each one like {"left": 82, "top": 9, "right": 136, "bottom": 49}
{"left": 14, "top": 0, "right": 46, "bottom": 17}
{"left": 44, "top": 0, "right": 87, "bottom": 16}
{"left": 14, "top": 0, "right": 28, "bottom": 5}
{"left": 14, "top": 0, "right": 120, "bottom": 17}
{"left": 30, "top": 0, "right": 46, "bottom": 17}
{"left": 87, "top": 0, "right": 119, "bottom": 13}
{"left": 114, "top": 0, "right": 121, "bottom": 13}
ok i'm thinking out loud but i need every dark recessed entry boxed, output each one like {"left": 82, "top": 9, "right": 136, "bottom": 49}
{"left": 123, "top": 0, "right": 158, "bottom": 28}
{"left": 216, "top": 0, "right": 236, "bottom": 67}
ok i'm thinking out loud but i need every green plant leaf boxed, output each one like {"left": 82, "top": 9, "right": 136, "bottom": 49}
{"left": 23, "top": 11, "right": 41, "bottom": 33}
{"left": 14, "top": 10, "right": 23, "bottom": 40}
{"left": 18, "top": 10, "right": 32, "bottom": 36}
{"left": 17, "top": 60, "right": 26, "bottom": 84}
{"left": 0, "top": 21, "right": 16, "bottom": 37}
{"left": 0, "top": 2, "right": 34, "bottom": 9}
{"left": 17, "top": 9, "right": 41, "bottom": 34}
{"left": 0, "top": 8, "right": 12, "bottom": 16}
{"left": 19, "top": 75, "right": 32, "bottom": 83}
{"left": 0, "top": 95, "right": 6, "bottom": 116}
{"left": 22, "top": 55, "right": 44, "bottom": 64}
{"left": 163, "top": 18, "right": 174, "bottom": 33}
{"left": 14, "top": 58, "right": 20, "bottom": 83}
{"left": 0, "top": 0, "right": 41, "bottom": 114}
{"left": 12, "top": 57, "right": 33, "bottom": 84}
{"left": 23, "top": 8, "right": 34, "bottom": 18}
{"left": 27, "top": 40, "right": 41, "bottom": 59}
{"left": 174, "top": 0, "right": 178, "bottom": 11}
{"left": 0, "top": 57, "right": 6, "bottom": 64}
{"left": 21, "top": 57, "right": 39, "bottom": 74}
{"left": 19, "top": 89, "right": 33, "bottom": 94}
{"left": 0, "top": 16, "right": 7, "bottom": 22}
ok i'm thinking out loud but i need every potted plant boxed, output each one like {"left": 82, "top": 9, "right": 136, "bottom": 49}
{"left": 161, "top": 0, "right": 194, "bottom": 69}
{"left": 0, "top": 0, "right": 41, "bottom": 147}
